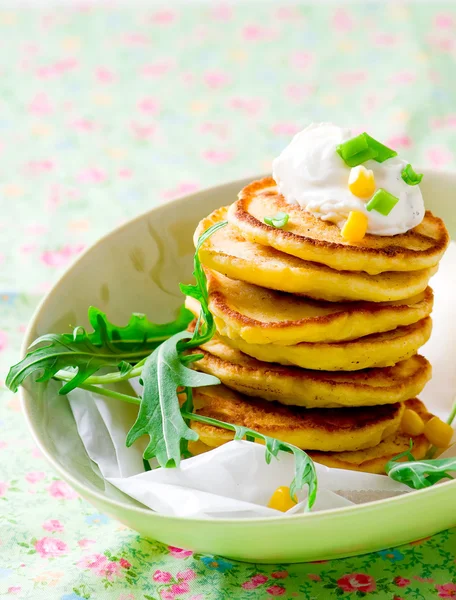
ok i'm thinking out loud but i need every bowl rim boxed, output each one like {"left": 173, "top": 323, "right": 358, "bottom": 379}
{"left": 19, "top": 170, "right": 456, "bottom": 526}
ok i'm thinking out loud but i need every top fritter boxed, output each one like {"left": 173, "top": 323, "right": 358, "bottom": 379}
{"left": 228, "top": 123, "right": 449, "bottom": 274}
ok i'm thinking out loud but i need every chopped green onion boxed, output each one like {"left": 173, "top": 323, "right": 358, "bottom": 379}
{"left": 264, "top": 212, "right": 289, "bottom": 228}
{"left": 366, "top": 188, "right": 399, "bottom": 216}
{"left": 337, "top": 133, "right": 397, "bottom": 167}
{"left": 364, "top": 134, "right": 397, "bottom": 163}
{"left": 401, "top": 163, "right": 424, "bottom": 186}
{"left": 336, "top": 134, "right": 377, "bottom": 167}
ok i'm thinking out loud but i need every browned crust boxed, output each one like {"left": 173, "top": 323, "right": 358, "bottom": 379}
{"left": 233, "top": 176, "right": 450, "bottom": 261}
{"left": 188, "top": 340, "right": 431, "bottom": 396}
{"left": 205, "top": 268, "right": 434, "bottom": 331}
{"left": 193, "top": 386, "right": 403, "bottom": 434}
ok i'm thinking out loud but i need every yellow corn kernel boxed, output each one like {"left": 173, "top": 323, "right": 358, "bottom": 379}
{"left": 341, "top": 211, "right": 368, "bottom": 242}
{"left": 401, "top": 409, "right": 425, "bottom": 436}
{"left": 348, "top": 165, "right": 376, "bottom": 198}
{"left": 267, "top": 486, "right": 297, "bottom": 512}
{"left": 423, "top": 417, "right": 454, "bottom": 448}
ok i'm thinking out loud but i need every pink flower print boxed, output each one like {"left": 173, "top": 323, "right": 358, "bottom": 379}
{"left": 272, "top": 123, "right": 301, "bottom": 136}
{"left": 336, "top": 70, "right": 367, "bottom": 86}
{"left": 34, "top": 537, "right": 68, "bottom": 558}
{"left": 435, "top": 14, "right": 454, "bottom": 28}
{"left": 141, "top": 60, "right": 174, "bottom": 77}
{"left": 211, "top": 4, "right": 232, "bottom": 20}
{"left": 168, "top": 546, "right": 192, "bottom": 559}
{"left": 45, "top": 185, "right": 61, "bottom": 212}
{"left": 7, "top": 587, "right": 21, "bottom": 595}
{"left": 308, "top": 574, "right": 321, "bottom": 581}
{"left": 266, "top": 585, "right": 286, "bottom": 596}
{"left": 78, "top": 553, "right": 106, "bottom": 570}
{"left": 47, "top": 480, "right": 78, "bottom": 499}
{"left": 387, "top": 135, "right": 412, "bottom": 150}
{"left": 229, "top": 96, "right": 263, "bottom": 116}
{"left": 170, "top": 583, "right": 190, "bottom": 595}
{"left": 0, "top": 331, "right": 7, "bottom": 352}
{"left": 32, "top": 447, "right": 43, "bottom": 459}
{"left": 27, "top": 159, "right": 54, "bottom": 174}
{"left": 26, "top": 471, "right": 45, "bottom": 484}
{"left": 333, "top": 8, "right": 353, "bottom": 32}
{"left": 337, "top": 573, "right": 376, "bottom": 594}
{"left": 0, "top": 441, "right": 7, "bottom": 450}
{"left": 36, "top": 58, "right": 78, "bottom": 79}
{"left": 375, "top": 33, "right": 397, "bottom": 46}
{"left": 103, "top": 561, "right": 123, "bottom": 580}
{"left": 41, "top": 245, "right": 85, "bottom": 268}
{"left": 177, "top": 568, "right": 196, "bottom": 581}
{"left": 160, "top": 592, "right": 175, "bottom": 600}
{"left": 291, "top": 51, "right": 313, "bottom": 70}
{"left": 28, "top": 92, "right": 52, "bottom": 115}
{"left": 72, "top": 119, "right": 96, "bottom": 132}
{"left": 131, "top": 122, "right": 155, "bottom": 140}
{"left": 153, "top": 570, "right": 173, "bottom": 582}
{"left": 78, "top": 168, "right": 106, "bottom": 183}
{"left": 162, "top": 182, "right": 199, "bottom": 200}
{"left": 119, "top": 558, "right": 131, "bottom": 569}
{"left": 202, "top": 150, "right": 233, "bottom": 164}
{"left": 118, "top": 168, "right": 133, "bottom": 179}
{"left": 151, "top": 10, "right": 176, "bottom": 24}
{"left": 42, "top": 520, "right": 64, "bottom": 533}
{"left": 138, "top": 97, "right": 159, "bottom": 113}
{"left": 96, "top": 67, "right": 116, "bottom": 83}
{"left": 0, "top": 482, "right": 9, "bottom": 497}
{"left": 77, "top": 539, "right": 95, "bottom": 549}
{"left": 242, "top": 575, "right": 268, "bottom": 589}
{"left": 428, "top": 146, "right": 453, "bottom": 168}
{"left": 436, "top": 583, "right": 456, "bottom": 598}
{"left": 286, "top": 84, "right": 314, "bottom": 102}
{"left": 204, "top": 70, "right": 230, "bottom": 89}
{"left": 122, "top": 32, "right": 150, "bottom": 46}
{"left": 242, "top": 25, "right": 276, "bottom": 41}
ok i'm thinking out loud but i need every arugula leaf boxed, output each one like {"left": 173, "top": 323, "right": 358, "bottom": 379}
{"left": 264, "top": 212, "right": 289, "bottom": 229}
{"left": 185, "top": 410, "right": 317, "bottom": 510}
{"left": 6, "top": 306, "right": 193, "bottom": 395}
{"left": 126, "top": 331, "right": 219, "bottom": 466}
{"left": 126, "top": 220, "right": 228, "bottom": 466}
{"left": 386, "top": 442, "right": 456, "bottom": 489}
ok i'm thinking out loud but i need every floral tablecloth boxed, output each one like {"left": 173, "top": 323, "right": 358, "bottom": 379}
{"left": 1, "top": 2, "right": 456, "bottom": 599}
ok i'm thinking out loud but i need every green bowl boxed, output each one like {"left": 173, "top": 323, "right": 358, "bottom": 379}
{"left": 20, "top": 172, "right": 456, "bottom": 563}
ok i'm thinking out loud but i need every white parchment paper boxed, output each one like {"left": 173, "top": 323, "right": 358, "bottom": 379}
{"left": 67, "top": 242, "right": 456, "bottom": 519}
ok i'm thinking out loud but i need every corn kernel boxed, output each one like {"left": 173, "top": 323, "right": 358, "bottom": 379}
{"left": 401, "top": 409, "right": 425, "bottom": 436}
{"left": 267, "top": 486, "right": 297, "bottom": 512}
{"left": 341, "top": 211, "right": 368, "bottom": 242}
{"left": 348, "top": 165, "right": 376, "bottom": 198}
{"left": 424, "top": 417, "right": 454, "bottom": 448}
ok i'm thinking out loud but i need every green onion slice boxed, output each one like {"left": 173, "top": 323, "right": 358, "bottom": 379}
{"left": 401, "top": 163, "right": 424, "bottom": 186}
{"left": 366, "top": 188, "right": 399, "bottom": 216}
{"left": 264, "top": 212, "right": 290, "bottom": 229}
{"left": 337, "top": 133, "right": 397, "bottom": 167}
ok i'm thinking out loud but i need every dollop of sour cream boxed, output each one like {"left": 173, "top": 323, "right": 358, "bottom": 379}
{"left": 272, "top": 123, "right": 425, "bottom": 236}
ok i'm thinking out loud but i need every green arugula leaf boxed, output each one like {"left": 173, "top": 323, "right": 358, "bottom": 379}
{"left": 184, "top": 410, "right": 317, "bottom": 510}
{"left": 6, "top": 306, "right": 193, "bottom": 395}
{"left": 126, "top": 330, "right": 220, "bottom": 466}
{"left": 386, "top": 442, "right": 456, "bottom": 489}
{"left": 264, "top": 212, "right": 289, "bottom": 229}
{"left": 126, "top": 221, "right": 228, "bottom": 466}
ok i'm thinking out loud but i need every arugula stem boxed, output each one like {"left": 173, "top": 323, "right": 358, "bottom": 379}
{"left": 75, "top": 382, "right": 140, "bottom": 405}
{"left": 446, "top": 396, "right": 456, "bottom": 426}
{"left": 54, "top": 365, "right": 144, "bottom": 385}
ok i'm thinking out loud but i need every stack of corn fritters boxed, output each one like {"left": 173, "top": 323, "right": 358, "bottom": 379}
{"left": 185, "top": 177, "right": 449, "bottom": 473}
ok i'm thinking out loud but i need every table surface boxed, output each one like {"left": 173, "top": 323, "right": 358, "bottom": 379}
{"left": 1, "top": 2, "right": 456, "bottom": 599}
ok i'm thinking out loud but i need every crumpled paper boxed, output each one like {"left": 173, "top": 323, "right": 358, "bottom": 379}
{"left": 67, "top": 242, "right": 456, "bottom": 519}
